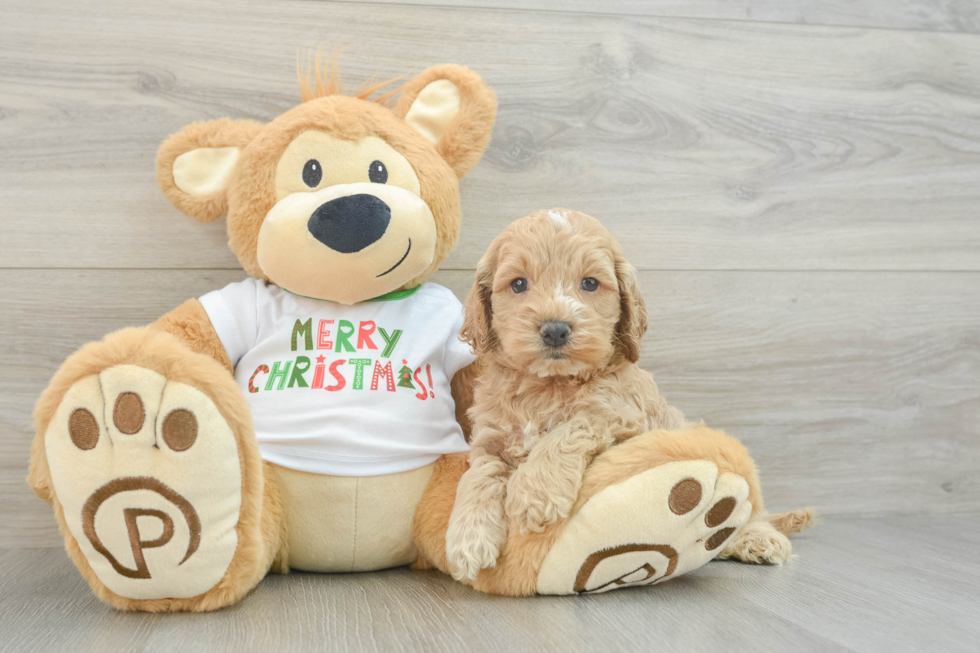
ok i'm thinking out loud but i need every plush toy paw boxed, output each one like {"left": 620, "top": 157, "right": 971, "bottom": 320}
{"left": 44, "top": 364, "right": 243, "bottom": 600}
{"left": 505, "top": 464, "right": 577, "bottom": 534}
{"left": 535, "top": 460, "right": 752, "bottom": 594}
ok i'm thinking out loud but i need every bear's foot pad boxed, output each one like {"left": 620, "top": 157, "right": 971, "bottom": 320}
{"left": 46, "top": 365, "right": 243, "bottom": 600}
{"left": 536, "top": 460, "right": 751, "bottom": 594}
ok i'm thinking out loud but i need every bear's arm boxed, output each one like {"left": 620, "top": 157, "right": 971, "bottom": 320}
{"left": 451, "top": 358, "right": 483, "bottom": 442}
{"left": 152, "top": 299, "right": 234, "bottom": 373}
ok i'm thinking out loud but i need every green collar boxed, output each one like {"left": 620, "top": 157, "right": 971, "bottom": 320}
{"left": 283, "top": 285, "right": 421, "bottom": 304}
{"left": 365, "top": 285, "right": 421, "bottom": 302}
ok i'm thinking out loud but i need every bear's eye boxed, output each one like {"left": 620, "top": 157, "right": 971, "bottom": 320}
{"left": 369, "top": 160, "right": 388, "bottom": 184}
{"left": 581, "top": 277, "right": 599, "bottom": 292}
{"left": 302, "top": 160, "right": 322, "bottom": 188}
{"left": 510, "top": 278, "right": 529, "bottom": 294}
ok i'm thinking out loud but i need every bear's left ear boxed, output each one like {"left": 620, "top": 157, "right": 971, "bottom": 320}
{"left": 394, "top": 64, "right": 497, "bottom": 178}
{"left": 156, "top": 118, "right": 264, "bottom": 223}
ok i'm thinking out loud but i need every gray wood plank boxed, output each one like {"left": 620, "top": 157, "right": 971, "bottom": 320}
{"left": 312, "top": 0, "right": 980, "bottom": 35}
{"left": 3, "top": 0, "right": 978, "bottom": 648}
{"left": 2, "top": 0, "right": 980, "bottom": 271}
{"left": 2, "top": 513, "right": 978, "bottom": 653}
{"left": 3, "top": 268, "right": 977, "bottom": 548}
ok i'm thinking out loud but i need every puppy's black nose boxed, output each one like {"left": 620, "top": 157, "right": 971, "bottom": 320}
{"left": 540, "top": 321, "right": 572, "bottom": 348}
{"left": 308, "top": 194, "right": 391, "bottom": 253}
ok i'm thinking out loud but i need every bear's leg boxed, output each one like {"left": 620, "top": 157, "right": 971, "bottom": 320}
{"left": 412, "top": 453, "right": 469, "bottom": 574}
{"left": 29, "top": 327, "right": 287, "bottom": 611}
{"left": 414, "top": 426, "right": 798, "bottom": 596}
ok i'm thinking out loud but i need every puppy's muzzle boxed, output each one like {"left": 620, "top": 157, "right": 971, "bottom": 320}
{"left": 308, "top": 194, "right": 391, "bottom": 253}
{"left": 540, "top": 320, "right": 572, "bottom": 348}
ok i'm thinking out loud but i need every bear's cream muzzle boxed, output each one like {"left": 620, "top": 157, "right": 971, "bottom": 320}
{"left": 257, "top": 183, "right": 437, "bottom": 304}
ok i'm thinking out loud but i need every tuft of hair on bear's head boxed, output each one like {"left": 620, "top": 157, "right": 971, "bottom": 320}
{"left": 296, "top": 49, "right": 408, "bottom": 105}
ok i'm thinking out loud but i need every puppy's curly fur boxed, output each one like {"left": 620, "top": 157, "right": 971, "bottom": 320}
{"left": 445, "top": 209, "right": 811, "bottom": 582}
{"left": 445, "top": 209, "right": 691, "bottom": 580}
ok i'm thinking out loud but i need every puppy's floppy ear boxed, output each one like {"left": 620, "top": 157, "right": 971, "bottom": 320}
{"left": 156, "top": 118, "right": 263, "bottom": 223}
{"left": 614, "top": 251, "right": 648, "bottom": 363}
{"left": 394, "top": 64, "right": 497, "bottom": 178}
{"left": 460, "top": 243, "right": 499, "bottom": 355}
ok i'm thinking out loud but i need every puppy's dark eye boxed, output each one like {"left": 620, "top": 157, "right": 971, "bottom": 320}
{"left": 581, "top": 277, "right": 599, "bottom": 292}
{"left": 510, "top": 278, "right": 529, "bottom": 294}
{"left": 302, "top": 159, "right": 322, "bottom": 188}
{"left": 369, "top": 160, "right": 388, "bottom": 184}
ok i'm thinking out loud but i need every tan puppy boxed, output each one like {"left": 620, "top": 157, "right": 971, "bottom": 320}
{"left": 446, "top": 209, "right": 800, "bottom": 581}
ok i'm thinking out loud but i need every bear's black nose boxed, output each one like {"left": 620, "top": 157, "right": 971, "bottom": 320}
{"left": 540, "top": 321, "right": 572, "bottom": 348}
{"left": 307, "top": 194, "right": 391, "bottom": 253}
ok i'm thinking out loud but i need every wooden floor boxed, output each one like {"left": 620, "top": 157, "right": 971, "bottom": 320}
{"left": 2, "top": 514, "right": 980, "bottom": 653}
{"left": 1, "top": 0, "right": 979, "bottom": 651}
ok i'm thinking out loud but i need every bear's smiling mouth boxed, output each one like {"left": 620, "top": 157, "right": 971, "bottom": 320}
{"left": 376, "top": 239, "right": 412, "bottom": 277}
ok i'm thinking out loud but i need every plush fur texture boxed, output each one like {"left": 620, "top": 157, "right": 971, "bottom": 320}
{"left": 30, "top": 64, "right": 496, "bottom": 611}
{"left": 156, "top": 64, "right": 497, "bottom": 304}
{"left": 296, "top": 50, "right": 407, "bottom": 105}
{"left": 153, "top": 299, "right": 234, "bottom": 372}
{"left": 393, "top": 65, "right": 497, "bottom": 179}
{"left": 156, "top": 119, "right": 264, "bottom": 224}
{"left": 29, "top": 327, "right": 287, "bottom": 611}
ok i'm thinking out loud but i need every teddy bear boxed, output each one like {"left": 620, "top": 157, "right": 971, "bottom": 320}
{"left": 27, "top": 61, "right": 807, "bottom": 611}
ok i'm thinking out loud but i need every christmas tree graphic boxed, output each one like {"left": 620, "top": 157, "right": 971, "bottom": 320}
{"left": 397, "top": 360, "right": 415, "bottom": 389}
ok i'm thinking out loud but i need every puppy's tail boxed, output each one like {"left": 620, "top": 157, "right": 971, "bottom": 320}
{"left": 765, "top": 507, "right": 817, "bottom": 537}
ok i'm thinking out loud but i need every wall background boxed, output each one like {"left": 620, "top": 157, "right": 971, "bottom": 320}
{"left": 2, "top": 0, "right": 979, "bottom": 548}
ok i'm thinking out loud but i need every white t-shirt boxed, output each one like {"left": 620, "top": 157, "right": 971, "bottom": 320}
{"left": 199, "top": 279, "right": 474, "bottom": 476}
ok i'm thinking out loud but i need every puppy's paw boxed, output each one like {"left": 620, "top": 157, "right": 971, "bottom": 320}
{"left": 719, "top": 518, "right": 793, "bottom": 565}
{"left": 506, "top": 466, "right": 576, "bottom": 533}
{"left": 445, "top": 523, "right": 501, "bottom": 581}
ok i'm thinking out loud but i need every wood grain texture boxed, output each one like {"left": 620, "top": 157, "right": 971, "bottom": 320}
{"left": 4, "top": 268, "right": 977, "bottom": 547}
{"left": 2, "top": 1, "right": 980, "bottom": 647}
{"left": 2, "top": 513, "right": 979, "bottom": 653}
{"left": 307, "top": 0, "right": 980, "bottom": 34}
{"left": 2, "top": 0, "right": 980, "bottom": 271}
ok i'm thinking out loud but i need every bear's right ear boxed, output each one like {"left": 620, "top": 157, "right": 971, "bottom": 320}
{"left": 156, "top": 118, "right": 263, "bottom": 223}
{"left": 394, "top": 65, "right": 496, "bottom": 179}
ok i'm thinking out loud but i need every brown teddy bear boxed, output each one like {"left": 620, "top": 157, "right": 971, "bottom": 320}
{"left": 27, "top": 62, "right": 809, "bottom": 612}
